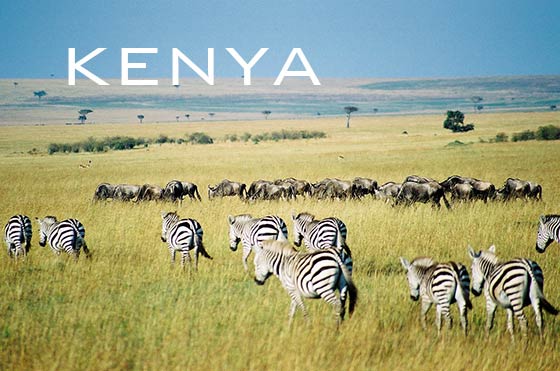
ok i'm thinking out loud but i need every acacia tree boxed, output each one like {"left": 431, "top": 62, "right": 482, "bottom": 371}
{"left": 344, "top": 106, "right": 358, "bottom": 128}
{"left": 78, "top": 109, "right": 93, "bottom": 124}
{"left": 443, "top": 110, "right": 474, "bottom": 132}
{"left": 137, "top": 114, "right": 145, "bottom": 124}
{"left": 262, "top": 110, "right": 272, "bottom": 120}
{"left": 34, "top": 90, "right": 47, "bottom": 100}
{"left": 471, "top": 96, "right": 483, "bottom": 113}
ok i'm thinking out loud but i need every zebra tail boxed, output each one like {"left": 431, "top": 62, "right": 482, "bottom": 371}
{"left": 340, "top": 262, "right": 358, "bottom": 317}
{"left": 541, "top": 297, "right": 559, "bottom": 315}
{"left": 81, "top": 239, "right": 92, "bottom": 259}
{"left": 197, "top": 238, "right": 213, "bottom": 260}
{"left": 526, "top": 261, "right": 557, "bottom": 314}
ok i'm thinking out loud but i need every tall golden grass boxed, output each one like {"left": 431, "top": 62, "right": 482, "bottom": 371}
{"left": 1, "top": 112, "right": 560, "bottom": 370}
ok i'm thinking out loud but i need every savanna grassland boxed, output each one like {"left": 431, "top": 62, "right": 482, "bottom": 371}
{"left": 1, "top": 112, "right": 560, "bottom": 371}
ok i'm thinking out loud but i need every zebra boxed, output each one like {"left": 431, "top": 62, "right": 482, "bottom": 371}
{"left": 536, "top": 214, "right": 560, "bottom": 253}
{"left": 468, "top": 244, "right": 558, "bottom": 339}
{"left": 228, "top": 214, "right": 288, "bottom": 272}
{"left": 254, "top": 239, "right": 358, "bottom": 326}
{"left": 4, "top": 215, "right": 32, "bottom": 258}
{"left": 36, "top": 216, "right": 90, "bottom": 260}
{"left": 399, "top": 257, "right": 472, "bottom": 335}
{"left": 161, "top": 211, "right": 212, "bottom": 270}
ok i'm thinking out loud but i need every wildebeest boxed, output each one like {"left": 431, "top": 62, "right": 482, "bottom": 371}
{"left": 163, "top": 180, "right": 202, "bottom": 203}
{"left": 277, "top": 178, "right": 311, "bottom": 197}
{"left": 374, "top": 182, "right": 401, "bottom": 202}
{"left": 113, "top": 184, "right": 141, "bottom": 202}
{"left": 440, "top": 175, "right": 495, "bottom": 202}
{"left": 450, "top": 183, "right": 474, "bottom": 202}
{"left": 92, "top": 183, "right": 116, "bottom": 202}
{"left": 351, "top": 177, "right": 378, "bottom": 198}
{"left": 496, "top": 178, "right": 541, "bottom": 201}
{"left": 248, "top": 180, "right": 295, "bottom": 201}
{"left": 405, "top": 175, "right": 437, "bottom": 184}
{"left": 207, "top": 179, "right": 246, "bottom": 199}
{"left": 136, "top": 184, "right": 163, "bottom": 202}
{"left": 311, "top": 178, "right": 353, "bottom": 200}
{"left": 395, "top": 181, "right": 451, "bottom": 209}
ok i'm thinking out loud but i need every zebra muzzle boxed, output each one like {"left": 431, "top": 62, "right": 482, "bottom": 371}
{"left": 254, "top": 278, "right": 265, "bottom": 286}
{"left": 410, "top": 295, "right": 419, "bottom": 302}
{"left": 471, "top": 288, "right": 481, "bottom": 297}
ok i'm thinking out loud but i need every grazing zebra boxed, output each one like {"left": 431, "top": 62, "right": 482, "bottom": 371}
{"left": 161, "top": 211, "right": 212, "bottom": 270}
{"left": 468, "top": 245, "right": 558, "bottom": 338}
{"left": 36, "top": 216, "right": 90, "bottom": 260}
{"left": 228, "top": 214, "right": 288, "bottom": 272}
{"left": 536, "top": 215, "right": 560, "bottom": 253}
{"left": 400, "top": 257, "right": 472, "bottom": 335}
{"left": 4, "top": 215, "right": 32, "bottom": 258}
{"left": 254, "top": 240, "right": 358, "bottom": 326}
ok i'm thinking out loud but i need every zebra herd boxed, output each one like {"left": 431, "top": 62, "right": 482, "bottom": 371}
{"left": 4, "top": 211, "right": 560, "bottom": 336}
{"left": 94, "top": 176, "right": 542, "bottom": 208}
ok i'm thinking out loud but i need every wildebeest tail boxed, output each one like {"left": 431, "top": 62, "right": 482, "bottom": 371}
{"left": 194, "top": 185, "right": 202, "bottom": 201}
{"left": 442, "top": 192, "right": 452, "bottom": 210}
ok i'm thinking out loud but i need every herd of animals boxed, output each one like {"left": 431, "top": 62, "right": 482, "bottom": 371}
{"left": 3, "top": 173, "right": 558, "bottom": 338}
{"left": 92, "top": 175, "right": 543, "bottom": 208}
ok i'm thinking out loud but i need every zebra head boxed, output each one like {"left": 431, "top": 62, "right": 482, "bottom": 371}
{"left": 536, "top": 215, "right": 554, "bottom": 253}
{"left": 228, "top": 215, "right": 250, "bottom": 251}
{"left": 253, "top": 247, "right": 272, "bottom": 285}
{"left": 161, "top": 211, "right": 179, "bottom": 242}
{"left": 36, "top": 216, "right": 57, "bottom": 247}
{"left": 400, "top": 257, "right": 433, "bottom": 301}
{"left": 291, "top": 212, "right": 314, "bottom": 247}
{"left": 468, "top": 244, "right": 497, "bottom": 296}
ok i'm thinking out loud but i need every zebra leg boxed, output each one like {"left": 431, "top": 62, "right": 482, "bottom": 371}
{"left": 530, "top": 291, "right": 544, "bottom": 338}
{"left": 485, "top": 297, "right": 497, "bottom": 335}
{"left": 420, "top": 300, "right": 432, "bottom": 330}
{"left": 320, "top": 290, "right": 343, "bottom": 325}
{"left": 242, "top": 246, "right": 251, "bottom": 272}
{"left": 506, "top": 308, "right": 515, "bottom": 339}
{"left": 193, "top": 250, "right": 199, "bottom": 272}
{"left": 170, "top": 248, "right": 176, "bottom": 265}
{"left": 288, "top": 293, "right": 307, "bottom": 326}
{"left": 458, "top": 302, "right": 468, "bottom": 336}
{"left": 181, "top": 252, "right": 192, "bottom": 271}
{"left": 514, "top": 307, "right": 528, "bottom": 338}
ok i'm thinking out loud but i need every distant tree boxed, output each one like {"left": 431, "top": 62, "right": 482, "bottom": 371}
{"left": 344, "top": 106, "right": 358, "bottom": 128}
{"left": 34, "top": 90, "right": 47, "bottom": 100}
{"left": 173, "top": 84, "right": 180, "bottom": 88}
{"left": 13, "top": 82, "right": 18, "bottom": 87}
{"left": 50, "top": 73, "right": 55, "bottom": 78}
{"left": 551, "top": 105, "right": 557, "bottom": 111}
{"left": 471, "top": 96, "right": 483, "bottom": 113}
{"left": 373, "top": 108, "right": 378, "bottom": 114}
{"left": 208, "top": 112, "right": 215, "bottom": 118}
{"left": 78, "top": 109, "right": 93, "bottom": 124}
{"left": 443, "top": 110, "right": 474, "bottom": 132}
{"left": 262, "top": 110, "right": 272, "bottom": 120}
{"left": 476, "top": 104, "right": 484, "bottom": 112}
{"left": 176, "top": 116, "right": 180, "bottom": 122}
{"left": 137, "top": 114, "right": 145, "bottom": 124}
{"left": 316, "top": 112, "right": 321, "bottom": 116}
{"left": 185, "top": 114, "right": 190, "bottom": 120}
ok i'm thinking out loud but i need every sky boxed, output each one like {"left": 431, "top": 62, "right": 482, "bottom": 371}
{"left": 0, "top": 0, "right": 559, "bottom": 80}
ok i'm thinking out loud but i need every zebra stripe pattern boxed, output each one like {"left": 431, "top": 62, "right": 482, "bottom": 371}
{"left": 400, "top": 257, "right": 472, "bottom": 335}
{"left": 254, "top": 240, "right": 357, "bottom": 326}
{"left": 36, "top": 216, "right": 90, "bottom": 260}
{"left": 4, "top": 214, "right": 32, "bottom": 258}
{"left": 228, "top": 214, "right": 288, "bottom": 271}
{"left": 536, "top": 214, "right": 560, "bottom": 253}
{"left": 468, "top": 245, "right": 558, "bottom": 338}
{"left": 161, "top": 211, "right": 212, "bottom": 270}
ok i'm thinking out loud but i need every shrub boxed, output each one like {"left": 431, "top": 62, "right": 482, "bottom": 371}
{"left": 186, "top": 132, "right": 214, "bottom": 144}
{"left": 443, "top": 110, "right": 475, "bottom": 132}
{"left": 241, "top": 132, "right": 252, "bottom": 142}
{"left": 536, "top": 125, "right": 560, "bottom": 140}
{"left": 511, "top": 130, "right": 535, "bottom": 142}
{"left": 495, "top": 132, "right": 508, "bottom": 142}
{"left": 48, "top": 143, "right": 60, "bottom": 154}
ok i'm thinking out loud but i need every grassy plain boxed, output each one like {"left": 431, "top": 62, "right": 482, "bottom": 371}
{"left": 1, "top": 112, "right": 560, "bottom": 370}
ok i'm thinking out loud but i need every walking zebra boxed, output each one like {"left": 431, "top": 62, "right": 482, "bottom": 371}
{"left": 400, "top": 257, "right": 472, "bottom": 335}
{"left": 228, "top": 214, "right": 288, "bottom": 271}
{"left": 536, "top": 214, "right": 560, "bottom": 253}
{"left": 36, "top": 216, "right": 90, "bottom": 260}
{"left": 4, "top": 215, "right": 32, "bottom": 258}
{"left": 161, "top": 211, "right": 212, "bottom": 270}
{"left": 254, "top": 240, "right": 358, "bottom": 326}
{"left": 468, "top": 245, "right": 558, "bottom": 338}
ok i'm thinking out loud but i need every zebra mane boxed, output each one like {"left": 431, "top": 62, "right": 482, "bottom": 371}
{"left": 261, "top": 240, "right": 297, "bottom": 256}
{"left": 411, "top": 256, "right": 436, "bottom": 268}
{"left": 41, "top": 215, "right": 58, "bottom": 224}
{"left": 234, "top": 214, "right": 253, "bottom": 223}
{"left": 480, "top": 250, "right": 499, "bottom": 265}
{"left": 543, "top": 214, "right": 560, "bottom": 222}
{"left": 295, "top": 212, "right": 315, "bottom": 222}
{"left": 162, "top": 211, "right": 179, "bottom": 220}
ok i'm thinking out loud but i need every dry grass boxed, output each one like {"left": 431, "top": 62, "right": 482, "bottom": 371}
{"left": 1, "top": 112, "right": 560, "bottom": 370}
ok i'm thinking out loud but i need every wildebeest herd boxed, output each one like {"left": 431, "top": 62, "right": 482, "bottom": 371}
{"left": 93, "top": 175, "right": 542, "bottom": 208}
{"left": 2, "top": 172, "right": 556, "bottom": 337}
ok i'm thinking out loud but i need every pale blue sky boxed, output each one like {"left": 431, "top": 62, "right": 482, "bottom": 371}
{"left": 1, "top": 0, "right": 558, "bottom": 79}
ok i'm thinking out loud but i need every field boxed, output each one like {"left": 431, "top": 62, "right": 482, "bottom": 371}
{"left": 1, "top": 111, "right": 560, "bottom": 370}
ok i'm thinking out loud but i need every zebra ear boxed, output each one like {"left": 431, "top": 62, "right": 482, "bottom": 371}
{"left": 228, "top": 215, "right": 235, "bottom": 225}
{"left": 539, "top": 215, "right": 546, "bottom": 226}
{"left": 291, "top": 211, "right": 297, "bottom": 220}
{"left": 399, "top": 257, "right": 410, "bottom": 270}
{"left": 160, "top": 211, "right": 167, "bottom": 218}
{"left": 467, "top": 245, "right": 480, "bottom": 259}
{"left": 488, "top": 245, "right": 496, "bottom": 253}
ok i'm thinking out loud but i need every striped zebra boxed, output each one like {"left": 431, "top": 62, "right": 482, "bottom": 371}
{"left": 161, "top": 211, "right": 212, "bottom": 270}
{"left": 228, "top": 214, "right": 288, "bottom": 271}
{"left": 4, "top": 215, "right": 32, "bottom": 258}
{"left": 536, "top": 214, "right": 560, "bottom": 253}
{"left": 400, "top": 257, "right": 472, "bottom": 335}
{"left": 36, "top": 216, "right": 90, "bottom": 260}
{"left": 254, "top": 240, "right": 358, "bottom": 326}
{"left": 468, "top": 245, "right": 558, "bottom": 338}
